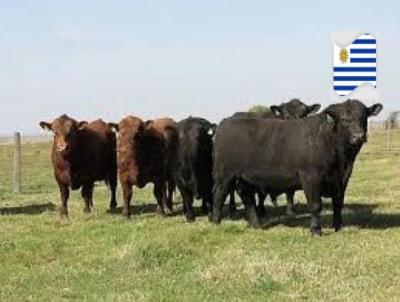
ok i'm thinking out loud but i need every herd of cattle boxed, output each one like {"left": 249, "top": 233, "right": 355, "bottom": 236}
{"left": 39, "top": 99, "right": 383, "bottom": 235}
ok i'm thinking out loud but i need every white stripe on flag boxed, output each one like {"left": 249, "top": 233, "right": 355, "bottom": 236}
{"left": 334, "top": 81, "right": 376, "bottom": 86}
{"left": 333, "top": 72, "right": 376, "bottom": 77}
{"left": 349, "top": 53, "right": 377, "bottom": 58}
{"left": 349, "top": 43, "right": 376, "bottom": 49}
{"left": 358, "top": 34, "right": 375, "bottom": 40}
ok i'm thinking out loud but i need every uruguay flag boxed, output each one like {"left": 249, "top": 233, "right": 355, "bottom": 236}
{"left": 333, "top": 33, "right": 377, "bottom": 96}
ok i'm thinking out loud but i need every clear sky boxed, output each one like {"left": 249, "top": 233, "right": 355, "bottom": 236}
{"left": 0, "top": 0, "right": 399, "bottom": 135}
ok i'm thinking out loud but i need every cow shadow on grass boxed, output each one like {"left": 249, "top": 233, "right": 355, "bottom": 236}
{"left": 0, "top": 202, "right": 56, "bottom": 215}
{"left": 109, "top": 202, "right": 187, "bottom": 217}
{"left": 254, "top": 201, "right": 400, "bottom": 230}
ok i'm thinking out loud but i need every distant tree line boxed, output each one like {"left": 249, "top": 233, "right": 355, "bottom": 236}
{"left": 248, "top": 104, "right": 269, "bottom": 113}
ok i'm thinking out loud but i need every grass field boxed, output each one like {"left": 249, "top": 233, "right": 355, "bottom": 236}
{"left": 0, "top": 129, "right": 400, "bottom": 301}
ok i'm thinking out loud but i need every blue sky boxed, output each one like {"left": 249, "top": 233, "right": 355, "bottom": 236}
{"left": 0, "top": 0, "right": 399, "bottom": 134}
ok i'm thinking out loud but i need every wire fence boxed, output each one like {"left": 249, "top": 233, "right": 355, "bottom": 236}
{"left": 367, "top": 122, "right": 400, "bottom": 153}
{"left": 0, "top": 126, "right": 399, "bottom": 194}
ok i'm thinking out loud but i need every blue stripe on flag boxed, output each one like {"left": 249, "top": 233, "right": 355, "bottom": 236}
{"left": 334, "top": 76, "right": 376, "bottom": 81}
{"left": 333, "top": 67, "right": 376, "bottom": 72}
{"left": 350, "top": 49, "right": 376, "bottom": 54}
{"left": 334, "top": 86, "right": 357, "bottom": 91}
{"left": 353, "top": 39, "right": 376, "bottom": 44}
{"left": 350, "top": 58, "right": 376, "bottom": 63}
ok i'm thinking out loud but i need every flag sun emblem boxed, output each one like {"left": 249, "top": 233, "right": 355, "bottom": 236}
{"left": 339, "top": 48, "right": 348, "bottom": 63}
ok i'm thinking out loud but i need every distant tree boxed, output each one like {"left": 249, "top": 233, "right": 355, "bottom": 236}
{"left": 386, "top": 111, "right": 400, "bottom": 129}
{"left": 248, "top": 104, "right": 269, "bottom": 113}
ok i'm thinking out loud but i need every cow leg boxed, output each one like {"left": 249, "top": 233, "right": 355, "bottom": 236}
{"left": 237, "top": 187, "right": 260, "bottom": 228}
{"left": 122, "top": 184, "right": 133, "bottom": 218}
{"left": 210, "top": 180, "right": 231, "bottom": 224}
{"left": 182, "top": 200, "right": 187, "bottom": 214}
{"left": 181, "top": 188, "right": 195, "bottom": 222}
{"left": 202, "top": 190, "right": 213, "bottom": 215}
{"left": 166, "top": 180, "right": 175, "bottom": 212}
{"left": 58, "top": 184, "right": 70, "bottom": 217}
{"left": 270, "top": 194, "right": 278, "bottom": 207}
{"left": 286, "top": 191, "right": 296, "bottom": 217}
{"left": 303, "top": 181, "right": 323, "bottom": 236}
{"left": 256, "top": 191, "right": 267, "bottom": 217}
{"left": 154, "top": 182, "right": 167, "bottom": 216}
{"left": 109, "top": 177, "right": 117, "bottom": 212}
{"left": 332, "top": 193, "right": 344, "bottom": 232}
{"left": 81, "top": 183, "right": 94, "bottom": 213}
{"left": 201, "top": 199, "right": 209, "bottom": 214}
{"left": 228, "top": 191, "right": 237, "bottom": 218}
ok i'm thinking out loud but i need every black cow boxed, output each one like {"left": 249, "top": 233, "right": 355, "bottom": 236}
{"left": 172, "top": 117, "right": 216, "bottom": 222}
{"left": 229, "top": 99, "right": 321, "bottom": 216}
{"left": 211, "top": 100, "right": 382, "bottom": 235}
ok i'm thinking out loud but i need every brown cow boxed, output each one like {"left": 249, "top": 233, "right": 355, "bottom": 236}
{"left": 110, "top": 116, "right": 178, "bottom": 217}
{"left": 39, "top": 114, "right": 117, "bottom": 216}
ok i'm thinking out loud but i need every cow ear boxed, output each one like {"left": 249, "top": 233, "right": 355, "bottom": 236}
{"left": 144, "top": 120, "right": 153, "bottom": 129}
{"left": 270, "top": 105, "right": 282, "bottom": 117}
{"left": 207, "top": 123, "right": 217, "bottom": 136}
{"left": 325, "top": 112, "right": 335, "bottom": 125}
{"left": 39, "top": 121, "right": 52, "bottom": 131}
{"left": 368, "top": 103, "right": 383, "bottom": 117}
{"left": 307, "top": 104, "right": 321, "bottom": 115}
{"left": 134, "top": 123, "right": 146, "bottom": 139}
{"left": 77, "top": 121, "right": 88, "bottom": 129}
{"left": 108, "top": 122, "right": 119, "bottom": 132}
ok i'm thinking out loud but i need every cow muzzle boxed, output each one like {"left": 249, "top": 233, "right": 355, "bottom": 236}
{"left": 57, "top": 143, "right": 68, "bottom": 153}
{"left": 350, "top": 133, "right": 367, "bottom": 145}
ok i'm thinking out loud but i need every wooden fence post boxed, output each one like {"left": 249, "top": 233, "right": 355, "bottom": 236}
{"left": 386, "top": 124, "right": 391, "bottom": 153}
{"left": 13, "top": 132, "right": 21, "bottom": 193}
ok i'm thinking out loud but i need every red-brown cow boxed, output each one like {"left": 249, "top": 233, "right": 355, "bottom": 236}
{"left": 40, "top": 114, "right": 117, "bottom": 216}
{"left": 111, "top": 116, "right": 178, "bottom": 217}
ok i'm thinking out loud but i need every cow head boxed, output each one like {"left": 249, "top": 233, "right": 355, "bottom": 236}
{"left": 39, "top": 114, "right": 87, "bottom": 156}
{"left": 270, "top": 99, "right": 321, "bottom": 119}
{"left": 115, "top": 116, "right": 146, "bottom": 144}
{"left": 324, "top": 100, "right": 383, "bottom": 146}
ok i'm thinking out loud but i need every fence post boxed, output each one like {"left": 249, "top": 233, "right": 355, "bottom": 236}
{"left": 386, "top": 124, "right": 391, "bottom": 153}
{"left": 13, "top": 132, "right": 21, "bottom": 193}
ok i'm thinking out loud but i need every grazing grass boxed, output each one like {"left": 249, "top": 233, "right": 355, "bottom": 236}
{"left": 0, "top": 129, "right": 400, "bottom": 301}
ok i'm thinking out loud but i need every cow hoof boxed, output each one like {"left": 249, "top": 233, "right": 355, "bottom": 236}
{"left": 122, "top": 209, "right": 131, "bottom": 218}
{"left": 60, "top": 208, "right": 68, "bottom": 217}
{"left": 256, "top": 207, "right": 267, "bottom": 217}
{"left": 250, "top": 220, "right": 261, "bottom": 229}
{"left": 286, "top": 210, "right": 296, "bottom": 218}
{"left": 156, "top": 206, "right": 166, "bottom": 216}
{"left": 186, "top": 214, "right": 196, "bottom": 223}
{"left": 107, "top": 207, "right": 117, "bottom": 214}
{"left": 311, "top": 229, "right": 323, "bottom": 236}
{"left": 333, "top": 218, "right": 343, "bottom": 232}
{"left": 83, "top": 207, "right": 91, "bottom": 213}
{"left": 209, "top": 214, "right": 221, "bottom": 224}
{"left": 334, "top": 224, "right": 342, "bottom": 232}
